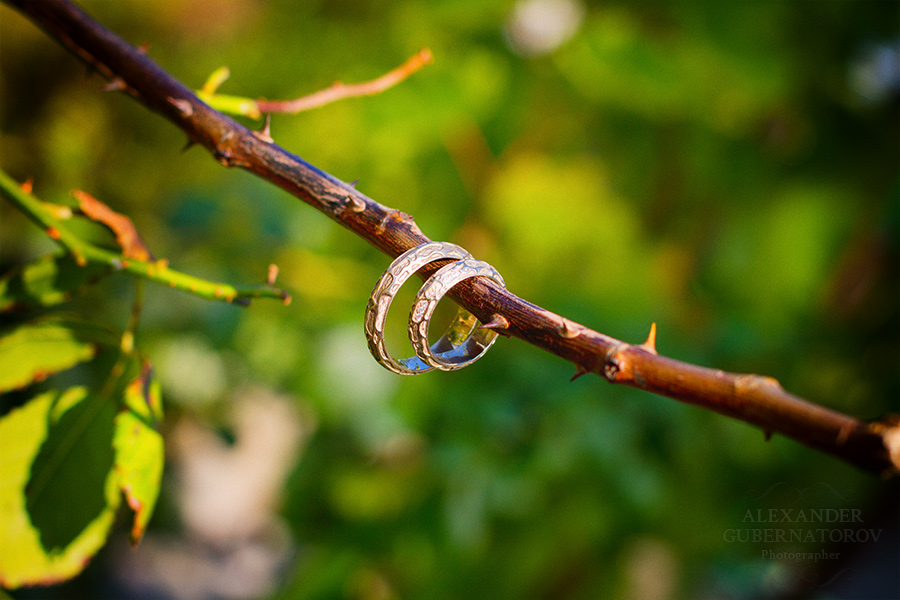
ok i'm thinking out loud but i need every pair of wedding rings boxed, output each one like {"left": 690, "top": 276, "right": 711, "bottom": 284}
{"left": 364, "top": 242, "right": 506, "bottom": 375}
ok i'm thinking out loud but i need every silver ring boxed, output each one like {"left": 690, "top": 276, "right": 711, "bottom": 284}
{"left": 409, "top": 258, "right": 506, "bottom": 371}
{"left": 364, "top": 242, "right": 475, "bottom": 374}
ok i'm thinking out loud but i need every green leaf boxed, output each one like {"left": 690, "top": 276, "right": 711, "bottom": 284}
{"left": 0, "top": 365, "right": 166, "bottom": 588}
{"left": 0, "top": 253, "right": 111, "bottom": 313}
{"left": 0, "top": 389, "right": 120, "bottom": 588}
{"left": 0, "top": 317, "right": 118, "bottom": 394}
{"left": 26, "top": 387, "right": 118, "bottom": 552}
{"left": 113, "top": 362, "right": 164, "bottom": 545}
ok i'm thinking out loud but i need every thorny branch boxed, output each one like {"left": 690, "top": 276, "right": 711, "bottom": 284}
{"left": 5, "top": 0, "right": 898, "bottom": 474}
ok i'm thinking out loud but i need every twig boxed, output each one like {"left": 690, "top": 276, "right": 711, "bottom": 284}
{"left": 0, "top": 169, "right": 290, "bottom": 306}
{"left": 4, "top": 0, "right": 897, "bottom": 474}
{"left": 196, "top": 49, "right": 433, "bottom": 119}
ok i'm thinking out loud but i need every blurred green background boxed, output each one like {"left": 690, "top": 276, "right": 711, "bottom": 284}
{"left": 1, "top": 0, "right": 898, "bottom": 599}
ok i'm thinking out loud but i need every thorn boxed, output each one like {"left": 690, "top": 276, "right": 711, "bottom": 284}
{"left": 182, "top": 138, "right": 197, "bottom": 153}
{"left": 214, "top": 150, "right": 234, "bottom": 167}
{"left": 267, "top": 264, "right": 279, "bottom": 286}
{"left": 557, "top": 318, "right": 580, "bottom": 339}
{"left": 46, "top": 227, "right": 61, "bottom": 240}
{"left": 19, "top": 177, "right": 33, "bottom": 194}
{"left": 570, "top": 365, "right": 589, "bottom": 382}
{"left": 478, "top": 313, "right": 509, "bottom": 333}
{"left": 252, "top": 114, "right": 274, "bottom": 143}
{"left": 282, "top": 293, "right": 292, "bottom": 306}
{"left": 764, "top": 430, "right": 773, "bottom": 442}
{"left": 836, "top": 422, "right": 853, "bottom": 445}
{"left": 346, "top": 195, "right": 366, "bottom": 213}
{"left": 638, "top": 322, "right": 658, "bottom": 354}
{"left": 167, "top": 97, "right": 193, "bottom": 117}
{"left": 350, "top": 178, "right": 359, "bottom": 188}
{"left": 137, "top": 43, "right": 151, "bottom": 55}
{"left": 376, "top": 211, "right": 400, "bottom": 234}
{"left": 102, "top": 78, "right": 126, "bottom": 92}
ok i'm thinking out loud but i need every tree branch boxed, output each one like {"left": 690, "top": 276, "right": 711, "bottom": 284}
{"left": 5, "top": 0, "right": 898, "bottom": 474}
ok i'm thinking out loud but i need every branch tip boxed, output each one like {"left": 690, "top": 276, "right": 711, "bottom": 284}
{"left": 201, "top": 66, "right": 230, "bottom": 95}
{"left": 882, "top": 422, "right": 900, "bottom": 471}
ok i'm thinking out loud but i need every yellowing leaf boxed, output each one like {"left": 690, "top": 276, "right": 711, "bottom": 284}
{"left": 113, "top": 363, "right": 164, "bottom": 545}
{"left": 0, "top": 321, "right": 97, "bottom": 393}
{"left": 0, "top": 389, "right": 120, "bottom": 588}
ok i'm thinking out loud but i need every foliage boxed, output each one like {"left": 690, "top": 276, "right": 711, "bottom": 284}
{"left": 1, "top": 0, "right": 898, "bottom": 599}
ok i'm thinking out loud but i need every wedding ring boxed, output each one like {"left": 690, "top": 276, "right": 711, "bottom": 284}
{"left": 364, "top": 242, "right": 476, "bottom": 374}
{"left": 409, "top": 258, "right": 506, "bottom": 371}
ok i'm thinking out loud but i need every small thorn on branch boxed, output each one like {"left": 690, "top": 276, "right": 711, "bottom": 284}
{"left": 377, "top": 211, "right": 402, "bottom": 234}
{"left": 479, "top": 313, "right": 510, "bottom": 334}
{"left": 570, "top": 365, "right": 589, "bottom": 382}
{"left": 182, "top": 138, "right": 197, "bottom": 153}
{"left": 136, "top": 43, "right": 151, "bottom": 55}
{"left": 102, "top": 77, "right": 126, "bottom": 92}
{"left": 638, "top": 322, "right": 658, "bottom": 354}
{"left": 346, "top": 195, "right": 366, "bottom": 213}
{"left": 167, "top": 96, "right": 193, "bottom": 117}
{"left": 252, "top": 114, "right": 274, "bottom": 143}
{"left": 19, "top": 177, "right": 33, "bottom": 194}
{"left": 764, "top": 430, "right": 773, "bottom": 442}
{"left": 350, "top": 178, "right": 359, "bottom": 188}
{"left": 836, "top": 422, "right": 854, "bottom": 446}
{"left": 557, "top": 318, "right": 580, "bottom": 339}
{"left": 267, "top": 264, "right": 279, "bottom": 286}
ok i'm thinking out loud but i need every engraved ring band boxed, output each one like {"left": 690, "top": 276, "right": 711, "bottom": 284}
{"left": 408, "top": 257, "right": 506, "bottom": 371}
{"left": 364, "top": 242, "right": 506, "bottom": 375}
